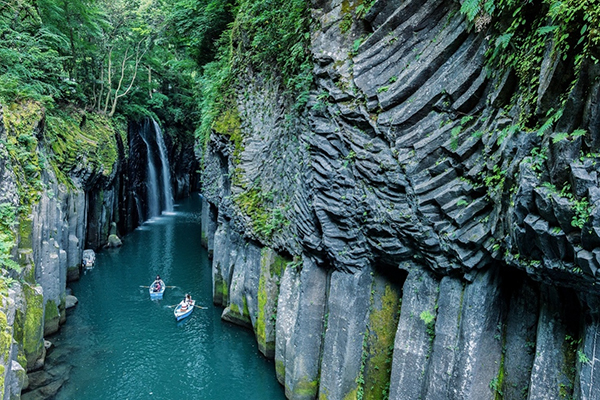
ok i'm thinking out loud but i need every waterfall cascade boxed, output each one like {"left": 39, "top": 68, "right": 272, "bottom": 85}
{"left": 152, "top": 119, "right": 174, "bottom": 213}
{"left": 139, "top": 118, "right": 174, "bottom": 220}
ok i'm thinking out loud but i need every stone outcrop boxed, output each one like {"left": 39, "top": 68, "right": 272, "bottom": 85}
{"left": 201, "top": 0, "right": 600, "bottom": 398}
{"left": 0, "top": 106, "right": 165, "bottom": 398}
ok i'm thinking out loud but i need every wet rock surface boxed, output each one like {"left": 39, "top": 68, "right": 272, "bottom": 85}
{"left": 21, "top": 343, "right": 73, "bottom": 400}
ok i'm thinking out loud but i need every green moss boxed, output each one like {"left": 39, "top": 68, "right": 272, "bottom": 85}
{"left": 271, "top": 254, "right": 288, "bottom": 278}
{"left": 23, "top": 284, "right": 44, "bottom": 368}
{"left": 0, "top": 364, "right": 4, "bottom": 399}
{"left": 227, "top": 297, "right": 251, "bottom": 326}
{"left": 256, "top": 249, "right": 290, "bottom": 356}
{"left": 0, "top": 311, "right": 12, "bottom": 362}
{"left": 0, "top": 310, "right": 12, "bottom": 397}
{"left": 18, "top": 216, "right": 34, "bottom": 280}
{"left": 234, "top": 189, "right": 289, "bottom": 240}
{"left": 560, "top": 333, "right": 579, "bottom": 398}
{"left": 213, "top": 109, "right": 243, "bottom": 160}
{"left": 2, "top": 101, "right": 44, "bottom": 212}
{"left": 256, "top": 271, "right": 268, "bottom": 348}
{"left": 44, "top": 298, "right": 59, "bottom": 335}
{"left": 293, "top": 377, "right": 319, "bottom": 398}
{"left": 45, "top": 109, "right": 121, "bottom": 185}
{"left": 213, "top": 263, "right": 229, "bottom": 305}
{"left": 275, "top": 359, "right": 285, "bottom": 383}
{"left": 363, "top": 282, "right": 401, "bottom": 400}
{"left": 318, "top": 387, "right": 330, "bottom": 400}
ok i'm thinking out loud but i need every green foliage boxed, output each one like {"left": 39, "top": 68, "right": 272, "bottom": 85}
{"left": 419, "top": 310, "right": 436, "bottom": 342}
{"left": 0, "top": 1, "right": 66, "bottom": 104}
{"left": 460, "top": 0, "right": 600, "bottom": 131}
{"left": 0, "top": 203, "right": 18, "bottom": 271}
{"left": 482, "top": 164, "right": 506, "bottom": 197}
{"left": 539, "top": 182, "right": 592, "bottom": 229}
{"left": 196, "top": 0, "right": 313, "bottom": 164}
{"left": 578, "top": 349, "right": 591, "bottom": 364}
{"left": 571, "top": 197, "right": 590, "bottom": 229}
{"left": 44, "top": 109, "right": 121, "bottom": 182}
{"left": 450, "top": 115, "right": 477, "bottom": 150}
{"left": 233, "top": 0, "right": 313, "bottom": 96}
{"left": 165, "top": 0, "right": 235, "bottom": 66}
{"left": 234, "top": 188, "right": 290, "bottom": 239}
{"left": 0, "top": 0, "right": 201, "bottom": 141}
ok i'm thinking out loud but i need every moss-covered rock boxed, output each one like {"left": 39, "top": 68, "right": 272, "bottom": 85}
{"left": 213, "top": 271, "right": 229, "bottom": 306}
{"left": 22, "top": 284, "right": 44, "bottom": 369}
{"left": 2, "top": 101, "right": 44, "bottom": 212}
{"left": 291, "top": 377, "right": 319, "bottom": 399}
{"left": 255, "top": 248, "right": 289, "bottom": 358}
{"left": 44, "top": 109, "right": 122, "bottom": 185}
{"left": 0, "top": 310, "right": 14, "bottom": 399}
{"left": 363, "top": 277, "right": 401, "bottom": 400}
{"left": 43, "top": 299, "right": 59, "bottom": 336}
{"left": 221, "top": 298, "right": 252, "bottom": 327}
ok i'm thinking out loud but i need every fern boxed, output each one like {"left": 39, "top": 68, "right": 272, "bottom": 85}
{"left": 460, "top": 0, "right": 483, "bottom": 22}
{"left": 537, "top": 25, "right": 558, "bottom": 35}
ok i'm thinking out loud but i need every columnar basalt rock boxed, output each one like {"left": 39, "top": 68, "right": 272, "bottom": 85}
{"left": 0, "top": 102, "right": 133, "bottom": 397}
{"left": 388, "top": 266, "right": 440, "bottom": 400}
{"left": 318, "top": 267, "right": 372, "bottom": 400}
{"left": 423, "top": 276, "right": 464, "bottom": 399}
{"left": 200, "top": 0, "right": 600, "bottom": 398}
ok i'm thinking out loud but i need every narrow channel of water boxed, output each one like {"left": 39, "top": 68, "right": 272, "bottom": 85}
{"left": 48, "top": 195, "right": 285, "bottom": 400}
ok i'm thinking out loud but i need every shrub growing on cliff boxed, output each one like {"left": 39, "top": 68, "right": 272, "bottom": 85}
{"left": 0, "top": 204, "right": 18, "bottom": 271}
{"left": 461, "top": 0, "right": 600, "bottom": 128}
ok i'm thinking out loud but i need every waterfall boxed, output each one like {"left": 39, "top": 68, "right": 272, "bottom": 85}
{"left": 139, "top": 118, "right": 174, "bottom": 220}
{"left": 139, "top": 122, "right": 161, "bottom": 218}
{"left": 152, "top": 119, "right": 174, "bottom": 213}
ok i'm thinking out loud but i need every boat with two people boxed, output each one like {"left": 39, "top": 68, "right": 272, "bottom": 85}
{"left": 149, "top": 275, "right": 165, "bottom": 299}
{"left": 174, "top": 294, "right": 195, "bottom": 321}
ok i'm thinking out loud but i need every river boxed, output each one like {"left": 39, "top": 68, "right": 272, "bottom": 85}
{"left": 46, "top": 194, "right": 285, "bottom": 400}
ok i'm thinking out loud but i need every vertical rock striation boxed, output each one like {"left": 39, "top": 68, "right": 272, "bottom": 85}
{"left": 199, "top": 0, "right": 600, "bottom": 399}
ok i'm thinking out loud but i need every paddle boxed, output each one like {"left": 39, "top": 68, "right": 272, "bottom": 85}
{"left": 167, "top": 304, "right": 207, "bottom": 309}
{"left": 141, "top": 285, "right": 176, "bottom": 289}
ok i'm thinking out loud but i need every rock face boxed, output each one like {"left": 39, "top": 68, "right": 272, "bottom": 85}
{"left": 0, "top": 106, "right": 190, "bottom": 398}
{"left": 201, "top": 0, "right": 600, "bottom": 398}
{"left": 0, "top": 105, "right": 194, "bottom": 398}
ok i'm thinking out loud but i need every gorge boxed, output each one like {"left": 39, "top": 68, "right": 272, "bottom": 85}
{"left": 1, "top": 0, "right": 600, "bottom": 399}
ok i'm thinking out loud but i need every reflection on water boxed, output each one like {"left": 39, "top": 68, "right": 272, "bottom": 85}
{"left": 44, "top": 195, "right": 285, "bottom": 400}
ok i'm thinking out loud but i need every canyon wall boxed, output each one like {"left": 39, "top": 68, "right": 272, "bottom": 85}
{"left": 0, "top": 105, "right": 196, "bottom": 399}
{"left": 201, "top": 0, "right": 600, "bottom": 399}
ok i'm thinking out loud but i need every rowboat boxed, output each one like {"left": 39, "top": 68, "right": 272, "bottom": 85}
{"left": 82, "top": 249, "right": 96, "bottom": 269}
{"left": 174, "top": 300, "right": 195, "bottom": 321}
{"left": 149, "top": 282, "right": 165, "bottom": 299}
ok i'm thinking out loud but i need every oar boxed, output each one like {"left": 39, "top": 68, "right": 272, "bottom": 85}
{"left": 194, "top": 305, "right": 208, "bottom": 309}
{"left": 165, "top": 286, "right": 178, "bottom": 288}
{"left": 139, "top": 285, "right": 150, "bottom": 288}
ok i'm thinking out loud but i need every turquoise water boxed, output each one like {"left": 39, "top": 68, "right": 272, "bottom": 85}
{"left": 49, "top": 195, "right": 285, "bottom": 400}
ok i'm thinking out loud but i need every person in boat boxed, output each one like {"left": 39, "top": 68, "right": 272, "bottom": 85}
{"left": 179, "top": 294, "right": 190, "bottom": 311}
{"left": 186, "top": 294, "right": 193, "bottom": 304}
{"left": 152, "top": 275, "right": 164, "bottom": 292}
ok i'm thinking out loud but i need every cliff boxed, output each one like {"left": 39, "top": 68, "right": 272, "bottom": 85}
{"left": 201, "top": 0, "right": 600, "bottom": 399}
{"left": 0, "top": 100, "right": 196, "bottom": 398}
